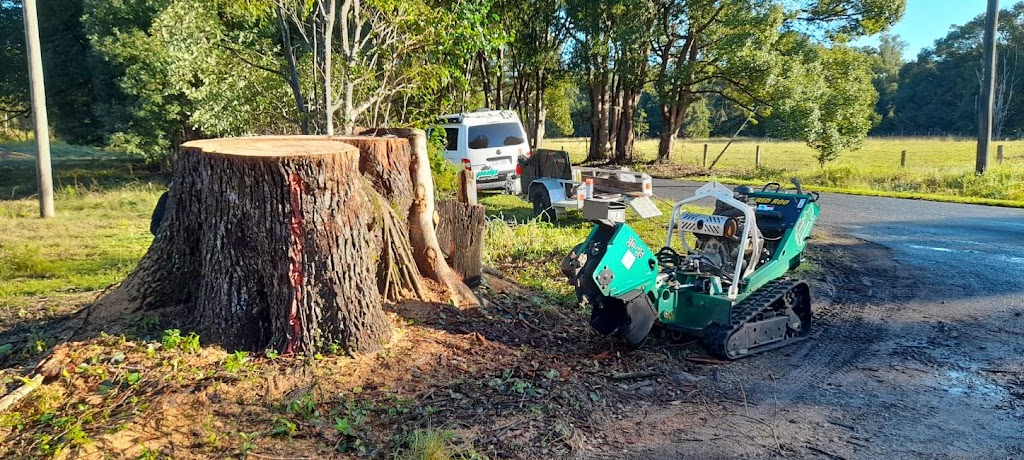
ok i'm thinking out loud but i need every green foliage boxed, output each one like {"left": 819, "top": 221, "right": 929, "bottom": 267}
{"left": 84, "top": 0, "right": 293, "bottom": 158}
{"left": 427, "top": 128, "right": 460, "bottom": 198}
{"left": 160, "top": 329, "right": 200, "bottom": 353}
{"left": 861, "top": 34, "right": 906, "bottom": 132}
{"left": 223, "top": 351, "right": 250, "bottom": 374}
{"left": 544, "top": 78, "right": 577, "bottom": 138}
{"left": 0, "top": 2, "right": 28, "bottom": 123}
{"left": 286, "top": 391, "right": 318, "bottom": 419}
{"left": 396, "top": 428, "right": 487, "bottom": 460}
{"left": 767, "top": 41, "right": 879, "bottom": 165}
{"left": 684, "top": 99, "right": 712, "bottom": 139}
{"left": 270, "top": 417, "right": 297, "bottom": 437}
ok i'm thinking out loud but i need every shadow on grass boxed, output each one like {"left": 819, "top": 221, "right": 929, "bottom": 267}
{"left": 0, "top": 144, "right": 167, "bottom": 201}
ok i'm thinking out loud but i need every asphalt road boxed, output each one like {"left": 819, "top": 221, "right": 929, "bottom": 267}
{"left": 651, "top": 178, "right": 1024, "bottom": 297}
{"left": 601, "top": 178, "right": 1024, "bottom": 459}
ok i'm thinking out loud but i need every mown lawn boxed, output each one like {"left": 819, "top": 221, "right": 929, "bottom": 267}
{"left": 0, "top": 143, "right": 166, "bottom": 311}
{"left": 544, "top": 137, "right": 1024, "bottom": 205}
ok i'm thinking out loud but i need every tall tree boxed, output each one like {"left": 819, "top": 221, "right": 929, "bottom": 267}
{"left": 0, "top": 1, "right": 28, "bottom": 131}
{"left": 650, "top": 0, "right": 785, "bottom": 162}
{"left": 769, "top": 42, "right": 879, "bottom": 165}
{"left": 649, "top": 0, "right": 904, "bottom": 163}
{"left": 566, "top": 0, "right": 652, "bottom": 162}
{"left": 889, "top": 2, "right": 1024, "bottom": 138}
{"left": 497, "top": 0, "right": 567, "bottom": 149}
{"left": 861, "top": 34, "right": 906, "bottom": 133}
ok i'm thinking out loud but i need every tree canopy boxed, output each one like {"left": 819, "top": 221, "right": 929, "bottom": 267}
{"left": 0, "top": 0, "right": 958, "bottom": 166}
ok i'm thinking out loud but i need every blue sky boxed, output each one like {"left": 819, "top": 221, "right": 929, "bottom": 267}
{"left": 852, "top": 0, "right": 990, "bottom": 60}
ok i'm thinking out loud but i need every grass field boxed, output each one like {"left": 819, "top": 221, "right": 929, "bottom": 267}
{"left": 543, "top": 137, "right": 1024, "bottom": 205}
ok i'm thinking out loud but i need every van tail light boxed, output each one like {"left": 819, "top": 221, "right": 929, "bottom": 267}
{"left": 515, "top": 164, "right": 522, "bottom": 175}
{"left": 462, "top": 159, "right": 471, "bottom": 171}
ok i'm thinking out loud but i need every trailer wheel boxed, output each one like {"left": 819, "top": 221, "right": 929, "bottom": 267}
{"left": 529, "top": 185, "right": 556, "bottom": 222}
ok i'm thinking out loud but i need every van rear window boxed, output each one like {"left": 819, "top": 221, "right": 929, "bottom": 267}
{"left": 467, "top": 123, "right": 525, "bottom": 149}
{"left": 443, "top": 128, "right": 459, "bottom": 151}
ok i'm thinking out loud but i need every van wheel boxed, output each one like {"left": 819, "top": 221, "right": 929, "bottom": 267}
{"left": 529, "top": 186, "right": 556, "bottom": 222}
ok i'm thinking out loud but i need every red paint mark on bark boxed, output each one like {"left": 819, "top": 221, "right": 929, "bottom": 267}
{"left": 284, "top": 173, "right": 306, "bottom": 354}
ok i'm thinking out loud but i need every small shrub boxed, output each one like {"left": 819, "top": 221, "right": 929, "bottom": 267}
{"left": 160, "top": 329, "right": 200, "bottom": 353}
{"left": 223, "top": 351, "right": 249, "bottom": 374}
{"left": 397, "top": 429, "right": 486, "bottom": 460}
{"left": 270, "top": 417, "right": 297, "bottom": 438}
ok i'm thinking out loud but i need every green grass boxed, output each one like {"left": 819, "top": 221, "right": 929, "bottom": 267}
{"left": 480, "top": 193, "right": 701, "bottom": 300}
{"left": 542, "top": 137, "right": 1024, "bottom": 205}
{"left": 0, "top": 143, "right": 164, "bottom": 308}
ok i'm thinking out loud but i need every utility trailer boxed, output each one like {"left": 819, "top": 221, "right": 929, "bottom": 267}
{"left": 503, "top": 149, "right": 662, "bottom": 222}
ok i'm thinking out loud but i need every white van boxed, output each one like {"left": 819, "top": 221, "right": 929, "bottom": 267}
{"left": 434, "top": 109, "right": 531, "bottom": 190}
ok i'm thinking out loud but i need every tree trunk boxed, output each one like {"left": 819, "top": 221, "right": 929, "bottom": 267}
{"left": 318, "top": 0, "right": 337, "bottom": 135}
{"left": 435, "top": 199, "right": 485, "bottom": 286}
{"left": 479, "top": 52, "right": 493, "bottom": 108}
{"left": 615, "top": 91, "right": 639, "bottom": 163}
{"left": 98, "top": 137, "right": 391, "bottom": 354}
{"left": 657, "top": 102, "right": 687, "bottom": 163}
{"left": 496, "top": 48, "right": 505, "bottom": 108}
{"left": 588, "top": 74, "right": 611, "bottom": 162}
{"left": 276, "top": 6, "right": 309, "bottom": 134}
{"left": 657, "top": 126, "right": 675, "bottom": 163}
{"left": 87, "top": 132, "right": 474, "bottom": 355}
{"left": 608, "top": 82, "right": 621, "bottom": 162}
{"left": 533, "top": 71, "right": 547, "bottom": 150}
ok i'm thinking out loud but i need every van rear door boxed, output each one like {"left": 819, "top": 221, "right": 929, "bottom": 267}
{"left": 466, "top": 122, "right": 528, "bottom": 179}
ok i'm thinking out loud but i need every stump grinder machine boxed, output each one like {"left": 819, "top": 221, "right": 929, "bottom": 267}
{"left": 562, "top": 180, "right": 821, "bottom": 359}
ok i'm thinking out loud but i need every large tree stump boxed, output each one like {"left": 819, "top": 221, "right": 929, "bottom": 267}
{"left": 86, "top": 132, "right": 476, "bottom": 355}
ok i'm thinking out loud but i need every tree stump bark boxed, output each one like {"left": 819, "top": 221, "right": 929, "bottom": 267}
{"left": 436, "top": 200, "right": 486, "bottom": 286}
{"left": 87, "top": 132, "right": 477, "bottom": 355}
{"left": 353, "top": 128, "right": 479, "bottom": 308}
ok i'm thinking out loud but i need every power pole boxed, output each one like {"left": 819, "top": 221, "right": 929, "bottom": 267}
{"left": 977, "top": 0, "right": 999, "bottom": 175}
{"left": 22, "top": 0, "right": 55, "bottom": 217}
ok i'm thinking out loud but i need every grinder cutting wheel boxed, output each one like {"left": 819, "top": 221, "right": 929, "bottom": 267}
{"left": 562, "top": 179, "right": 820, "bottom": 359}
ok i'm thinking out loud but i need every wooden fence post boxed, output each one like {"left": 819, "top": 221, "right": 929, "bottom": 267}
{"left": 755, "top": 145, "right": 761, "bottom": 169}
{"left": 900, "top": 150, "right": 907, "bottom": 168}
{"left": 457, "top": 169, "right": 477, "bottom": 205}
{"left": 703, "top": 144, "right": 708, "bottom": 168}
{"left": 997, "top": 145, "right": 1004, "bottom": 164}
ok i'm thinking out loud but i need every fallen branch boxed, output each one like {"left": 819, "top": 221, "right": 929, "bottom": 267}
{"left": 0, "top": 374, "right": 44, "bottom": 412}
{"left": 610, "top": 371, "right": 661, "bottom": 380}
{"left": 686, "top": 355, "right": 731, "bottom": 365}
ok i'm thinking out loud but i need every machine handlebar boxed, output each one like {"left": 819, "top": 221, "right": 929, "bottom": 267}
{"left": 791, "top": 177, "right": 805, "bottom": 195}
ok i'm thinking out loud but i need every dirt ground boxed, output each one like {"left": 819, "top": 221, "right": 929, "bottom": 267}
{"left": 584, "top": 228, "right": 1024, "bottom": 460}
{"left": 1, "top": 228, "right": 1022, "bottom": 459}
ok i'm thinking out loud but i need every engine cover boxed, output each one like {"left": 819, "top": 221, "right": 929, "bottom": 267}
{"left": 678, "top": 212, "right": 737, "bottom": 238}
